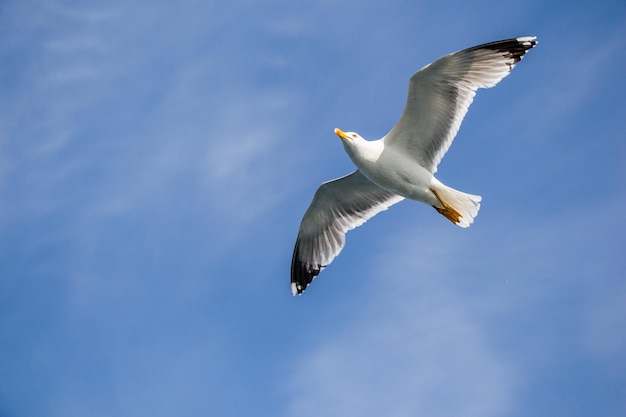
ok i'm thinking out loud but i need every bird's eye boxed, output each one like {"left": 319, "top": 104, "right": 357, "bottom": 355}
{"left": 351, "top": 134, "right": 357, "bottom": 138}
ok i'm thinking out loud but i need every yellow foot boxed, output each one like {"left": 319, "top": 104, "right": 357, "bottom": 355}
{"left": 430, "top": 188, "right": 462, "bottom": 225}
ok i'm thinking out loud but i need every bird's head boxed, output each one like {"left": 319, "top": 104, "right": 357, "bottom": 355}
{"left": 335, "top": 127, "right": 374, "bottom": 161}
{"left": 334, "top": 128, "right": 366, "bottom": 148}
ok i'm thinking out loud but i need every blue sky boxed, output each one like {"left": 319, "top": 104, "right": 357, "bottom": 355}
{"left": 1, "top": 0, "right": 625, "bottom": 416}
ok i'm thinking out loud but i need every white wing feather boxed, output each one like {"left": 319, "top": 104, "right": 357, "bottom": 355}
{"left": 385, "top": 36, "right": 537, "bottom": 173}
{"left": 291, "top": 170, "right": 404, "bottom": 295}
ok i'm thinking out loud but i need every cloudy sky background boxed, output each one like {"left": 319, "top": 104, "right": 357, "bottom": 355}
{"left": 1, "top": 0, "right": 625, "bottom": 416}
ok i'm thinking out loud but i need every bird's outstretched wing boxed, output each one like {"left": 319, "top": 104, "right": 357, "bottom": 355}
{"left": 385, "top": 36, "right": 537, "bottom": 173}
{"left": 291, "top": 170, "right": 404, "bottom": 295}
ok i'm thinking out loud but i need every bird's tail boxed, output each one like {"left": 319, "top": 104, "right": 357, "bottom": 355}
{"left": 430, "top": 183, "right": 481, "bottom": 228}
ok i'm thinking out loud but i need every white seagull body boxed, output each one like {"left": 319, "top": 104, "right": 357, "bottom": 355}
{"left": 291, "top": 36, "right": 537, "bottom": 295}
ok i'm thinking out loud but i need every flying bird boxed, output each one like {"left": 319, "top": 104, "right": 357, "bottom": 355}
{"left": 291, "top": 36, "right": 537, "bottom": 295}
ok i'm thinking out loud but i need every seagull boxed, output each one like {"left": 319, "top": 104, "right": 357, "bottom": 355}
{"left": 291, "top": 36, "right": 537, "bottom": 295}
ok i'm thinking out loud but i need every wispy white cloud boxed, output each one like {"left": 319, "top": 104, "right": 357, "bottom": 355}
{"left": 283, "top": 229, "right": 518, "bottom": 417}
{"left": 0, "top": 0, "right": 308, "bottom": 231}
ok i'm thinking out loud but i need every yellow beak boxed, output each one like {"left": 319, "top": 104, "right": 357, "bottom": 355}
{"left": 334, "top": 128, "right": 349, "bottom": 141}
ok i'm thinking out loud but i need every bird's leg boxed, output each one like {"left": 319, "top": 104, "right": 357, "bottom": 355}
{"left": 430, "top": 188, "right": 462, "bottom": 225}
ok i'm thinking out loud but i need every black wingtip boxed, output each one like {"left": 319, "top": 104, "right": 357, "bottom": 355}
{"left": 474, "top": 36, "right": 538, "bottom": 66}
{"left": 507, "top": 36, "right": 537, "bottom": 64}
{"left": 290, "top": 238, "right": 322, "bottom": 296}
